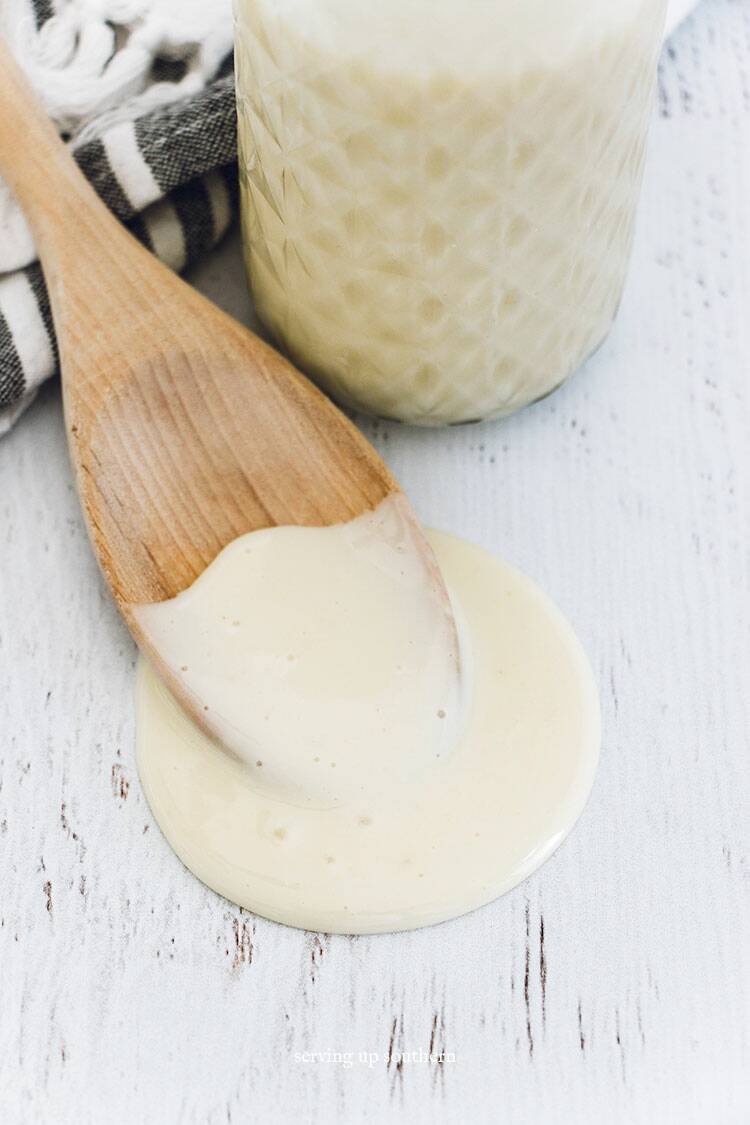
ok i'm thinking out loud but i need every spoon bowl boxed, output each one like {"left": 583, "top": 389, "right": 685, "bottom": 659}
{"left": 0, "top": 39, "right": 459, "bottom": 741}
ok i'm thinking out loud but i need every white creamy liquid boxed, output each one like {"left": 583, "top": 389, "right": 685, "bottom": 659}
{"left": 235, "top": 0, "right": 666, "bottom": 424}
{"left": 134, "top": 499, "right": 466, "bottom": 808}
{"left": 136, "top": 525, "right": 599, "bottom": 934}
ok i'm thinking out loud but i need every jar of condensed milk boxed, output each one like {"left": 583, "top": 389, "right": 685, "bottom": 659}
{"left": 234, "top": 0, "right": 667, "bottom": 425}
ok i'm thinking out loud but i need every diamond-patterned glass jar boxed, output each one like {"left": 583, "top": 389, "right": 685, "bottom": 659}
{"left": 235, "top": 0, "right": 667, "bottom": 425}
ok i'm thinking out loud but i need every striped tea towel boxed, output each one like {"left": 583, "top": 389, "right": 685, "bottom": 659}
{"left": 0, "top": 0, "right": 238, "bottom": 433}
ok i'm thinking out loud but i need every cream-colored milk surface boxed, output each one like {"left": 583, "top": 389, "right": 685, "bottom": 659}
{"left": 235, "top": 0, "right": 666, "bottom": 424}
{"left": 133, "top": 498, "right": 465, "bottom": 808}
{"left": 136, "top": 526, "right": 600, "bottom": 934}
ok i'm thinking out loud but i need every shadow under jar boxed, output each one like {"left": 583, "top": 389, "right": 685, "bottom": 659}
{"left": 234, "top": 0, "right": 667, "bottom": 426}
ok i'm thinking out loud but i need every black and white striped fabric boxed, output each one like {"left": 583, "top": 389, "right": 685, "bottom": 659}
{"left": 0, "top": 1, "right": 238, "bottom": 432}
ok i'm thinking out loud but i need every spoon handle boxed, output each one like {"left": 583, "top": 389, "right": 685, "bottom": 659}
{"left": 0, "top": 39, "right": 77, "bottom": 205}
{"left": 0, "top": 37, "right": 172, "bottom": 319}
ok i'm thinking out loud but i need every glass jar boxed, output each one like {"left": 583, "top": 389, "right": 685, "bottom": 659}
{"left": 235, "top": 0, "right": 667, "bottom": 425}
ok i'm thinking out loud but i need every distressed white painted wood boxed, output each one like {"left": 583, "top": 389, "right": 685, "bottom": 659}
{"left": 1, "top": 1, "right": 748, "bottom": 1121}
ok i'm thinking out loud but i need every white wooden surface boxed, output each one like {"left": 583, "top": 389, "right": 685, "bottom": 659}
{"left": 1, "top": 2, "right": 749, "bottom": 1121}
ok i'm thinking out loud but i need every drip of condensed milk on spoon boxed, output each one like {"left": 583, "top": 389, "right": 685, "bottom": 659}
{"left": 133, "top": 496, "right": 469, "bottom": 808}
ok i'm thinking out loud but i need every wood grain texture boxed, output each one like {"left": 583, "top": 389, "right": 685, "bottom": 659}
{"left": 1, "top": 1, "right": 749, "bottom": 1121}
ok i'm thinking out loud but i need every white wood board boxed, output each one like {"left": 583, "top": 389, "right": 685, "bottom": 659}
{"left": 0, "top": 1, "right": 748, "bottom": 1121}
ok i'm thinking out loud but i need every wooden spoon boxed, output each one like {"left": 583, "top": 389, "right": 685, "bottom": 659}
{"left": 0, "top": 41, "right": 459, "bottom": 739}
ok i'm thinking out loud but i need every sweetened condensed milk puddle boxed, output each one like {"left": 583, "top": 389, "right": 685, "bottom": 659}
{"left": 135, "top": 504, "right": 599, "bottom": 933}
